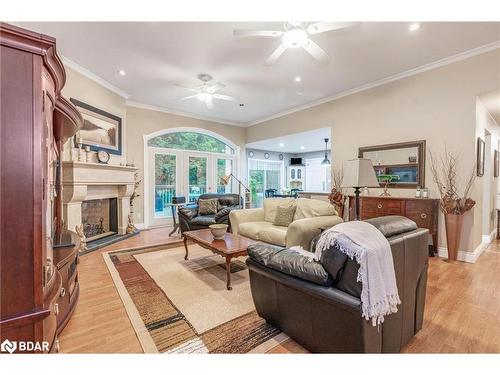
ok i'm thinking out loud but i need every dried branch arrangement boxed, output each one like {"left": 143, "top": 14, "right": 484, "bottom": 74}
{"left": 429, "top": 149, "right": 476, "bottom": 214}
{"left": 329, "top": 167, "right": 346, "bottom": 216}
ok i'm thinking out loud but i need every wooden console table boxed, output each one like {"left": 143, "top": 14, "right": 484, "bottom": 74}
{"left": 348, "top": 195, "right": 439, "bottom": 256}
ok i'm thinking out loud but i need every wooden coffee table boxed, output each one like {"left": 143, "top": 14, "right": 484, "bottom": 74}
{"left": 183, "top": 229, "right": 257, "bottom": 290}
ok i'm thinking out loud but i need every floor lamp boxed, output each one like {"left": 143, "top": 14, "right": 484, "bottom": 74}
{"left": 220, "top": 174, "right": 250, "bottom": 208}
{"left": 342, "top": 158, "right": 380, "bottom": 220}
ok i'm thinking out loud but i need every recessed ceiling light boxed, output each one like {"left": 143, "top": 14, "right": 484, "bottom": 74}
{"left": 279, "top": 143, "right": 284, "bottom": 147}
{"left": 300, "top": 146, "right": 305, "bottom": 150}
{"left": 409, "top": 23, "right": 421, "bottom": 32}
{"left": 295, "top": 76, "right": 301, "bottom": 83}
{"left": 297, "top": 92, "right": 303, "bottom": 96}
{"left": 118, "top": 70, "right": 126, "bottom": 76}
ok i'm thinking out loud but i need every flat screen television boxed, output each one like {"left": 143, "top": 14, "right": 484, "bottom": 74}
{"left": 290, "top": 157, "right": 303, "bottom": 165}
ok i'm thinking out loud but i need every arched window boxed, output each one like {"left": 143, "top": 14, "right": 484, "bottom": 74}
{"left": 145, "top": 129, "right": 238, "bottom": 227}
{"left": 148, "top": 131, "right": 234, "bottom": 154}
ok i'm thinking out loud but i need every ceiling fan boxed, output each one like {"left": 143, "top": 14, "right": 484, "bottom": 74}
{"left": 233, "top": 21, "right": 358, "bottom": 65}
{"left": 176, "top": 73, "right": 237, "bottom": 109}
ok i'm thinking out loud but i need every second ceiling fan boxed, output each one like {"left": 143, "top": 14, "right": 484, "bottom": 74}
{"left": 176, "top": 74, "right": 237, "bottom": 109}
{"left": 233, "top": 21, "right": 358, "bottom": 65}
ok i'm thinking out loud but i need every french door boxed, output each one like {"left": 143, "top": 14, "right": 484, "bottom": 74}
{"left": 148, "top": 148, "right": 236, "bottom": 227}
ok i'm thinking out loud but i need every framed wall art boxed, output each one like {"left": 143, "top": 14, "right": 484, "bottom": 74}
{"left": 495, "top": 149, "right": 499, "bottom": 178}
{"left": 477, "top": 137, "right": 485, "bottom": 177}
{"left": 70, "top": 98, "right": 122, "bottom": 155}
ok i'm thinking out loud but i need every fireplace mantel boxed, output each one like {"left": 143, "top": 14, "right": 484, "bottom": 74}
{"left": 62, "top": 161, "right": 138, "bottom": 236}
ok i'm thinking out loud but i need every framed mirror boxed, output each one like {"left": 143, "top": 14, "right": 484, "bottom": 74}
{"left": 358, "top": 140, "right": 426, "bottom": 188}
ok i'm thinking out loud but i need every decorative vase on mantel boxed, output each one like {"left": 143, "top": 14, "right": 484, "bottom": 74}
{"left": 444, "top": 213, "right": 464, "bottom": 261}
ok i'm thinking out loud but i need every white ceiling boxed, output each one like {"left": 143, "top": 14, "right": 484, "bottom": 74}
{"left": 479, "top": 90, "right": 500, "bottom": 126}
{"left": 246, "top": 127, "right": 330, "bottom": 153}
{"left": 19, "top": 22, "right": 500, "bottom": 126}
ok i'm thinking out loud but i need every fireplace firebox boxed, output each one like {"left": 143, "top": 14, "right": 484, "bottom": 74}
{"left": 81, "top": 198, "right": 118, "bottom": 242}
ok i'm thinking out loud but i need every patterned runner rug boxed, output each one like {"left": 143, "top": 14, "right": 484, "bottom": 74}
{"left": 103, "top": 243, "right": 286, "bottom": 353}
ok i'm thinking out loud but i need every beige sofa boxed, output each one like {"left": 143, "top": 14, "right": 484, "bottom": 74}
{"left": 230, "top": 198, "right": 343, "bottom": 249}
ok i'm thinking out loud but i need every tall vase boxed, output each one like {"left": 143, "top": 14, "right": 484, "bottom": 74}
{"left": 444, "top": 213, "right": 464, "bottom": 261}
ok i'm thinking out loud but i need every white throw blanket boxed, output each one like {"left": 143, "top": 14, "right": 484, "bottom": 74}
{"left": 315, "top": 221, "right": 401, "bottom": 326}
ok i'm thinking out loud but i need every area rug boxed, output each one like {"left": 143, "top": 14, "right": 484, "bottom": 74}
{"left": 103, "top": 243, "right": 287, "bottom": 353}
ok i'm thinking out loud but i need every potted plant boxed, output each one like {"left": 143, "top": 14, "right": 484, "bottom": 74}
{"left": 429, "top": 150, "right": 476, "bottom": 261}
{"left": 329, "top": 167, "right": 347, "bottom": 219}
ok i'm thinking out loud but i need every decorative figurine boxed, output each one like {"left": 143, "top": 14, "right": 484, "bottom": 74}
{"left": 75, "top": 224, "right": 88, "bottom": 253}
{"left": 127, "top": 172, "right": 142, "bottom": 233}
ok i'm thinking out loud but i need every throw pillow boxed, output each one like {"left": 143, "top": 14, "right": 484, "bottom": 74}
{"left": 273, "top": 204, "right": 297, "bottom": 227}
{"left": 198, "top": 198, "right": 218, "bottom": 216}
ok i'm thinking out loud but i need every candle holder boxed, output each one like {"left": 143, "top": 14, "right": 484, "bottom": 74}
{"left": 84, "top": 146, "right": 91, "bottom": 162}
{"left": 77, "top": 139, "right": 84, "bottom": 162}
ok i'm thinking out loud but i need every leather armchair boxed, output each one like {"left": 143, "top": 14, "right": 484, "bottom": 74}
{"left": 178, "top": 193, "right": 241, "bottom": 233}
{"left": 246, "top": 216, "right": 429, "bottom": 353}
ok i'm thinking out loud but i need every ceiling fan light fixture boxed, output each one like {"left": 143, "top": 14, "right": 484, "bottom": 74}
{"left": 282, "top": 29, "right": 308, "bottom": 48}
{"left": 198, "top": 92, "right": 212, "bottom": 103}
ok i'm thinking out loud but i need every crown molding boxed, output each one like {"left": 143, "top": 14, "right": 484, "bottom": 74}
{"left": 248, "top": 41, "right": 500, "bottom": 126}
{"left": 125, "top": 101, "right": 246, "bottom": 127}
{"left": 61, "top": 55, "right": 130, "bottom": 99}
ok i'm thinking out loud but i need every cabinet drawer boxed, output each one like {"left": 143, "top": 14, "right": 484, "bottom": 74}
{"left": 405, "top": 201, "right": 433, "bottom": 230}
{"left": 362, "top": 199, "right": 403, "bottom": 215}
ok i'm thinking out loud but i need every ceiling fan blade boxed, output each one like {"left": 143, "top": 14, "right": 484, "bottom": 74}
{"left": 213, "top": 94, "right": 237, "bottom": 102}
{"left": 205, "top": 96, "right": 214, "bottom": 109}
{"left": 180, "top": 94, "right": 199, "bottom": 101}
{"left": 205, "top": 82, "right": 226, "bottom": 94}
{"left": 307, "top": 22, "right": 359, "bottom": 35}
{"left": 174, "top": 83, "right": 199, "bottom": 92}
{"left": 264, "top": 43, "right": 288, "bottom": 66}
{"left": 302, "top": 39, "right": 329, "bottom": 63}
{"left": 233, "top": 29, "right": 283, "bottom": 38}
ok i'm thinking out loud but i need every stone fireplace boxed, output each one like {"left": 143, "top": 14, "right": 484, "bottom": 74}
{"left": 62, "top": 161, "right": 138, "bottom": 246}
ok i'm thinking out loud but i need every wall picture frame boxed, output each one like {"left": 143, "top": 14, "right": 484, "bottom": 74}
{"left": 477, "top": 137, "right": 485, "bottom": 177}
{"left": 70, "top": 98, "right": 122, "bottom": 155}
{"left": 495, "top": 149, "right": 499, "bottom": 178}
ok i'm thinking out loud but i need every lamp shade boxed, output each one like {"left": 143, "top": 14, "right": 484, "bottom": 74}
{"left": 342, "top": 158, "right": 380, "bottom": 188}
{"left": 220, "top": 174, "right": 231, "bottom": 185}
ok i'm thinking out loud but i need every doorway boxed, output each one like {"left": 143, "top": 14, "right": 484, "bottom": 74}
{"left": 144, "top": 129, "right": 238, "bottom": 228}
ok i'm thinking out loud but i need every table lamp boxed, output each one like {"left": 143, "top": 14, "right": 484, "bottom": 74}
{"left": 342, "top": 158, "right": 380, "bottom": 220}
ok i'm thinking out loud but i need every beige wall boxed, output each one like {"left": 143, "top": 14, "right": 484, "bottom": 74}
{"left": 61, "top": 67, "right": 128, "bottom": 165}
{"left": 125, "top": 105, "right": 246, "bottom": 223}
{"left": 246, "top": 50, "right": 500, "bottom": 252}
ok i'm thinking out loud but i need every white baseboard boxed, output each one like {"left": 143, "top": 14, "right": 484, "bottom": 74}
{"left": 481, "top": 228, "right": 497, "bottom": 244}
{"left": 438, "top": 238, "right": 491, "bottom": 263}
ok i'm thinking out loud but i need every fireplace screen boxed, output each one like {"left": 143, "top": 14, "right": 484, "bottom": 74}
{"left": 81, "top": 198, "right": 118, "bottom": 241}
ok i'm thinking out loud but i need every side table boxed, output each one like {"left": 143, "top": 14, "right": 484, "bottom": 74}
{"left": 165, "top": 202, "right": 187, "bottom": 236}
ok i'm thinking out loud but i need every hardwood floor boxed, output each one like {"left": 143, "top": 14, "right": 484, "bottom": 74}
{"left": 59, "top": 228, "right": 500, "bottom": 353}
{"left": 58, "top": 228, "right": 183, "bottom": 353}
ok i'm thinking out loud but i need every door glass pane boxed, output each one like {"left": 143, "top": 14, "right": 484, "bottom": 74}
{"left": 249, "top": 170, "right": 264, "bottom": 208}
{"left": 155, "top": 154, "right": 176, "bottom": 217}
{"left": 188, "top": 156, "right": 207, "bottom": 202}
{"left": 217, "top": 159, "right": 233, "bottom": 194}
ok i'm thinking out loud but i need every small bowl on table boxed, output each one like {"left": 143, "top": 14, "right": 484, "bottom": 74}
{"left": 209, "top": 224, "right": 228, "bottom": 240}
